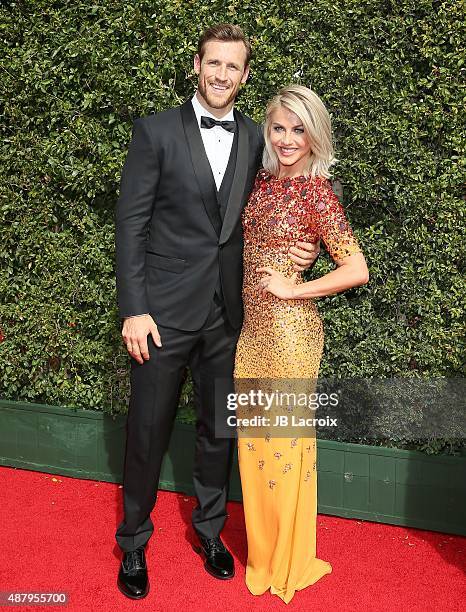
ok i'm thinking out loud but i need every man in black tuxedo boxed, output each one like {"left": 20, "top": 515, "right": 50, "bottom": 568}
{"left": 114, "top": 24, "right": 319, "bottom": 599}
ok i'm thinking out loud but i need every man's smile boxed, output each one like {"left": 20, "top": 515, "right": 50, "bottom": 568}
{"left": 210, "top": 82, "right": 230, "bottom": 92}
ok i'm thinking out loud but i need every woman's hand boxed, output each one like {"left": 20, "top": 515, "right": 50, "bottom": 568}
{"left": 256, "top": 267, "right": 298, "bottom": 300}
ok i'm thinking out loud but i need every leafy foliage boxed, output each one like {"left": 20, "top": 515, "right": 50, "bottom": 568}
{"left": 1, "top": 1, "right": 464, "bottom": 454}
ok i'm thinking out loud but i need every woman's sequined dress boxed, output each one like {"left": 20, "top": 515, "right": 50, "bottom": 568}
{"left": 234, "top": 169, "right": 362, "bottom": 603}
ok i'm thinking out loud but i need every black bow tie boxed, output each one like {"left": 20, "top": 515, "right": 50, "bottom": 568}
{"left": 200, "top": 115, "right": 236, "bottom": 133}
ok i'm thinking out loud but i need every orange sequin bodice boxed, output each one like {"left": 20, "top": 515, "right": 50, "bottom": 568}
{"left": 235, "top": 169, "right": 361, "bottom": 379}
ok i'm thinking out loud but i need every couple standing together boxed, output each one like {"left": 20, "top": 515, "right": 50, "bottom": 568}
{"left": 115, "top": 24, "right": 368, "bottom": 604}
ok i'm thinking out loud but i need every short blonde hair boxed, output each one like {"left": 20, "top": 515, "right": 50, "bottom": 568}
{"left": 262, "top": 84, "right": 337, "bottom": 179}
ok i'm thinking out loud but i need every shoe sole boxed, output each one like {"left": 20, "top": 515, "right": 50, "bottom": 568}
{"left": 117, "top": 580, "right": 150, "bottom": 600}
{"left": 192, "top": 544, "right": 235, "bottom": 580}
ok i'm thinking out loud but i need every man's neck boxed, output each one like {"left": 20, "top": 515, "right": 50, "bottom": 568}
{"left": 195, "top": 90, "right": 234, "bottom": 119}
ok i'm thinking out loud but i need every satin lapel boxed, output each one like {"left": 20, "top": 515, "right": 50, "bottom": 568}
{"left": 219, "top": 110, "right": 250, "bottom": 245}
{"left": 180, "top": 101, "right": 222, "bottom": 237}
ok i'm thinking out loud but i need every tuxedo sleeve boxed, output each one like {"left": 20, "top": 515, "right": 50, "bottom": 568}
{"left": 115, "top": 118, "right": 160, "bottom": 319}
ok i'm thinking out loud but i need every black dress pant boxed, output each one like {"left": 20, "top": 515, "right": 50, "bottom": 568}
{"left": 115, "top": 294, "right": 239, "bottom": 552}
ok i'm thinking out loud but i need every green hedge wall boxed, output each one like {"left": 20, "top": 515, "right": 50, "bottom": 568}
{"left": 1, "top": 1, "right": 464, "bottom": 453}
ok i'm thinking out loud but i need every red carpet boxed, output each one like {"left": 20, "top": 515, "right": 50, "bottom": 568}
{"left": 0, "top": 466, "right": 464, "bottom": 612}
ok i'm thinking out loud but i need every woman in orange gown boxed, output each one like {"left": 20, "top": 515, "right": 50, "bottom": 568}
{"left": 234, "top": 85, "right": 369, "bottom": 603}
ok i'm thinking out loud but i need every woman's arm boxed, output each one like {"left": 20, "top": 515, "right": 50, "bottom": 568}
{"left": 293, "top": 251, "right": 368, "bottom": 298}
{"left": 257, "top": 251, "right": 368, "bottom": 300}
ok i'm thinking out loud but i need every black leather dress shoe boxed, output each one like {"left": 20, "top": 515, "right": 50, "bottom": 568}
{"left": 117, "top": 547, "right": 149, "bottom": 599}
{"left": 194, "top": 536, "right": 235, "bottom": 580}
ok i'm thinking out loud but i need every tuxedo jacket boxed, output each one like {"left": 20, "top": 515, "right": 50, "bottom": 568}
{"left": 115, "top": 100, "right": 264, "bottom": 331}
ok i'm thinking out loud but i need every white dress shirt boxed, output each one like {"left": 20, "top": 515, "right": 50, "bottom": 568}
{"left": 191, "top": 93, "right": 235, "bottom": 191}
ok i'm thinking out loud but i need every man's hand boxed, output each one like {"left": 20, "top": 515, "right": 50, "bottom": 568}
{"left": 122, "top": 314, "right": 161, "bottom": 364}
{"left": 288, "top": 239, "right": 321, "bottom": 272}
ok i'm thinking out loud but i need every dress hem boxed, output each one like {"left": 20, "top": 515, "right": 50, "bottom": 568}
{"left": 246, "top": 561, "right": 332, "bottom": 604}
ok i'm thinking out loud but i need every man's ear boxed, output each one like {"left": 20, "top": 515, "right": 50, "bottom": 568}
{"left": 241, "top": 64, "right": 250, "bottom": 84}
{"left": 194, "top": 54, "right": 201, "bottom": 75}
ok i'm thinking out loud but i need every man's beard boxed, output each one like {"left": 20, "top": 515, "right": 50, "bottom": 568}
{"left": 198, "top": 80, "right": 238, "bottom": 110}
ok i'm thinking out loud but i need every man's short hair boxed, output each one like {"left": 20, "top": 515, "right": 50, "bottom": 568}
{"left": 197, "top": 23, "right": 252, "bottom": 67}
